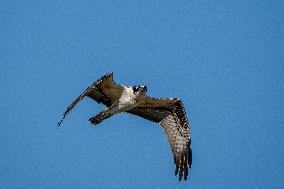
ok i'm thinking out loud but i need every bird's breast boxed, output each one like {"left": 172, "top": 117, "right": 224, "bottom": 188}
{"left": 117, "top": 89, "right": 138, "bottom": 111}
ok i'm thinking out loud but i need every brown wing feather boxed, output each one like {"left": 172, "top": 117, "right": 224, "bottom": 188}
{"left": 126, "top": 107, "right": 171, "bottom": 123}
{"left": 57, "top": 72, "right": 123, "bottom": 127}
{"left": 127, "top": 97, "right": 192, "bottom": 181}
{"left": 160, "top": 100, "right": 191, "bottom": 181}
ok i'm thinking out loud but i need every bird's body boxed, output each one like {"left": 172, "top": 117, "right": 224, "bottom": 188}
{"left": 115, "top": 85, "right": 146, "bottom": 112}
{"left": 58, "top": 72, "right": 192, "bottom": 181}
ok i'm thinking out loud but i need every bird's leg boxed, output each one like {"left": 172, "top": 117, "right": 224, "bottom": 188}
{"left": 89, "top": 111, "right": 111, "bottom": 125}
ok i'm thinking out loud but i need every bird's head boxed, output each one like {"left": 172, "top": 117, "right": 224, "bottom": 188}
{"left": 133, "top": 84, "right": 147, "bottom": 95}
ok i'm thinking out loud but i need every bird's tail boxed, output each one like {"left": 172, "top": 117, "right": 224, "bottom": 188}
{"left": 89, "top": 112, "right": 111, "bottom": 125}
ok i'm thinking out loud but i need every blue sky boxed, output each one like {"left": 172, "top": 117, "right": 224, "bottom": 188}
{"left": 1, "top": 1, "right": 284, "bottom": 188}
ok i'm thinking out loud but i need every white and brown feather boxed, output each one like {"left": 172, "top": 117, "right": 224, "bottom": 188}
{"left": 127, "top": 98, "right": 191, "bottom": 181}
{"left": 58, "top": 72, "right": 192, "bottom": 181}
{"left": 57, "top": 72, "right": 123, "bottom": 126}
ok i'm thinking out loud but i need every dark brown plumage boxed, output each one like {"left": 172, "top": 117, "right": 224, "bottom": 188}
{"left": 58, "top": 72, "right": 192, "bottom": 181}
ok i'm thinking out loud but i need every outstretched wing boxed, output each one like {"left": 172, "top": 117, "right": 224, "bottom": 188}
{"left": 57, "top": 72, "right": 123, "bottom": 127}
{"left": 126, "top": 97, "right": 192, "bottom": 181}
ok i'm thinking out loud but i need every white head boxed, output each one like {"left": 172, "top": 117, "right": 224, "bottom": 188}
{"left": 133, "top": 84, "right": 147, "bottom": 98}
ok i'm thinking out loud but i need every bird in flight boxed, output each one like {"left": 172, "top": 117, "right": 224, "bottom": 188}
{"left": 57, "top": 72, "right": 192, "bottom": 181}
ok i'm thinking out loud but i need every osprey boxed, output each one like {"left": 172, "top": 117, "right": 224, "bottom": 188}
{"left": 58, "top": 72, "right": 192, "bottom": 181}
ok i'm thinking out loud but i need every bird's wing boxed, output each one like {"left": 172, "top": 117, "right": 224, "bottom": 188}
{"left": 126, "top": 97, "right": 192, "bottom": 181}
{"left": 57, "top": 72, "right": 123, "bottom": 127}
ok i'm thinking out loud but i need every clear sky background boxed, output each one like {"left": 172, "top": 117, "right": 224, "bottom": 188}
{"left": 1, "top": 1, "right": 284, "bottom": 188}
